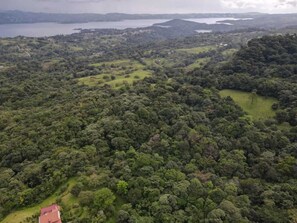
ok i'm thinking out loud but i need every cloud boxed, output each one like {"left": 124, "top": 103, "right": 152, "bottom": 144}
{"left": 277, "top": 0, "right": 297, "bottom": 8}
{"left": 36, "top": 0, "right": 107, "bottom": 2}
{"left": 37, "top": 0, "right": 107, "bottom": 1}
{"left": 37, "top": 0, "right": 224, "bottom": 14}
{"left": 0, "top": 0, "right": 296, "bottom": 13}
{"left": 221, "top": 0, "right": 258, "bottom": 8}
{"left": 221, "top": 0, "right": 297, "bottom": 10}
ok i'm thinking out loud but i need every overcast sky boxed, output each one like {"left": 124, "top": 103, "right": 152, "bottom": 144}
{"left": 1, "top": 0, "right": 297, "bottom": 14}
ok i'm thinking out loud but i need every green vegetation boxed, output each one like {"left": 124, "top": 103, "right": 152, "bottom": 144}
{"left": 79, "top": 69, "right": 151, "bottom": 88}
{"left": 144, "top": 58, "right": 174, "bottom": 68}
{"left": 116, "top": 181, "right": 128, "bottom": 195}
{"left": 69, "top": 46, "right": 84, "bottom": 52}
{"left": 90, "top": 59, "right": 132, "bottom": 68}
{"left": 219, "top": 89, "right": 277, "bottom": 120}
{"left": 176, "top": 45, "right": 215, "bottom": 54}
{"left": 185, "top": 57, "right": 210, "bottom": 71}
{"left": 221, "top": 48, "right": 238, "bottom": 56}
{"left": 1, "top": 178, "right": 78, "bottom": 223}
{"left": 94, "top": 188, "right": 116, "bottom": 210}
{"left": 79, "top": 60, "right": 151, "bottom": 88}
{"left": 1, "top": 28, "right": 297, "bottom": 223}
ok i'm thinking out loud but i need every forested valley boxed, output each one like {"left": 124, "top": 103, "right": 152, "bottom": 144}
{"left": 0, "top": 28, "right": 297, "bottom": 223}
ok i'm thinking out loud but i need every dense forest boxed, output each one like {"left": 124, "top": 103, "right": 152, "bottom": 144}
{"left": 0, "top": 28, "right": 297, "bottom": 223}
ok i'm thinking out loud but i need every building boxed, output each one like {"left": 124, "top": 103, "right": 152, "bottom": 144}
{"left": 39, "top": 204, "right": 62, "bottom": 223}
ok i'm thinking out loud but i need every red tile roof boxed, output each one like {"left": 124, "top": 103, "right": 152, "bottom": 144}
{"left": 40, "top": 204, "right": 59, "bottom": 215}
{"left": 39, "top": 204, "right": 62, "bottom": 223}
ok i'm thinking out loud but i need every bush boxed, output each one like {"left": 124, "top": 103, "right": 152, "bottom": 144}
{"left": 78, "top": 191, "right": 94, "bottom": 207}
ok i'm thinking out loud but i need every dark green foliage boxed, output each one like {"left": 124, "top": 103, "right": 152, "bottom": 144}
{"left": 93, "top": 188, "right": 116, "bottom": 210}
{"left": 1, "top": 31, "right": 297, "bottom": 223}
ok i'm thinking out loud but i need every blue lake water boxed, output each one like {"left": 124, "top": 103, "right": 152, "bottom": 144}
{"left": 0, "top": 17, "right": 246, "bottom": 38}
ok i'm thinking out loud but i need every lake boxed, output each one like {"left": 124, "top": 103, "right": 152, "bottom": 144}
{"left": 0, "top": 17, "right": 247, "bottom": 38}
{"left": 185, "top": 17, "right": 246, "bottom": 24}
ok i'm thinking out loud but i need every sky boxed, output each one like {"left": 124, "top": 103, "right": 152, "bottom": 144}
{"left": 0, "top": 0, "right": 297, "bottom": 14}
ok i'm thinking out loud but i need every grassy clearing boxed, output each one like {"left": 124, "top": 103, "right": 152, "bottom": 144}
{"left": 80, "top": 60, "right": 151, "bottom": 89}
{"left": 1, "top": 178, "right": 78, "bottom": 223}
{"left": 79, "top": 70, "right": 151, "bottom": 89}
{"left": 185, "top": 57, "right": 211, "bottom": 72}
{"left": 69, "top": 46, "right": 84, "bottom": 52}
{"left": 219, "top": 89, "right": 278, "bottom": 120}
{"left": 0, "top": 39, "right": 13, "bottom": 46}
{"left": 221, "top": 48, "right": 238, "bottom": 57}
{"left": 41, "top": 59, "right": 61, "bottom": 71}
{"left": 144, "top": 58, "right": 175, "bottom": 68}
{"left": 90, "top": 59, "right": 132, "bottom": 68}
{"left": 176, "top": 46, "right": 216, "bottom": 54}
{"left": 108, "top": 70, "right": 151, "bottom": 89}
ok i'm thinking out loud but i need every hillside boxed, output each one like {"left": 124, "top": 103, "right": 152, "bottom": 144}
{"left": 215, "top": 35, "right": 297, "bottom": 126}
{"left": 153, "top": 19, "right": 233, "bottom": 32}
{"left": 0, "top": 29, "right": 297, "bottom": 223}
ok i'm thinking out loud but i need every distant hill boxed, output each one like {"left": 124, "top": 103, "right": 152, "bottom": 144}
{"left": 154, "top": 19, "right": 208, "bottom": 28}
{"left": 0, "top": 10, "right": 264, "bottom": 24}
{"left": 153, "top": 14, "right": 297, "bottom": 34}
{"left": 228, "top": 13, "right": 297, "bottom": 29}
{"left": 153, "top": 19, "right": 234, "bottom": 32}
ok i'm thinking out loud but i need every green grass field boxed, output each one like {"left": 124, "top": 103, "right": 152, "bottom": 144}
{"left": 0, "top": 39, "right": 13, "bottom": 46}
{"left": 69, "top": 46, "right": 84, "bottom": 52}
{"left": 221, "top": 48, "right": 238, "bottom": 57}
{"left": 90, "top": 59, "right": 132, "bottom": 68}
{"left": 80, "top": 60, "right": 151, "bottom": 89}
{"left": 79, "top": 70, "right": 151, "bottom": 89}
{"left": 1, "top": 178, "right": 78, "bottom": 223}
{"left": 41, "top": 59, "right": 61, "bottom": 71}
{"left": 176, "top": 46, "right": 216, "bottom": 54}
{"left": 219, "top": 89, "right": 278, "bottom": 120}
{"left": 144, "top": 58, "right": 173, "bottom": 67}
{"left": 185, "top": 57, "right": 211, "bottom": 72}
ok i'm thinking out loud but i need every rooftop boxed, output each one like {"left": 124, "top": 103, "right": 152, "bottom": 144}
{"left": 39, "top": 204, "right": 62, "bottom": 223}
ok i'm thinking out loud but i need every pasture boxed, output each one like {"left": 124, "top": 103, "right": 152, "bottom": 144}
{"left": 219, "top": 89, "right": 278, "bottom": 120}
{"left": 79, "top": 60, "right": 152, "bottom": 89}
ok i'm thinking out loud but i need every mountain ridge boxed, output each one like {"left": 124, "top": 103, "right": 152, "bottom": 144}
{"left": 0, "top": 10, "right": 265, "bottom": 24}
